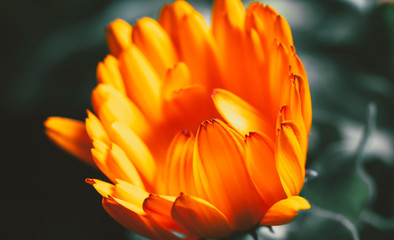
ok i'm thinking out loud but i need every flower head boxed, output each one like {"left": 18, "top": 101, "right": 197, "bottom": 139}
{"left": 45, "top": 0, "right": 312, "bottom": 239}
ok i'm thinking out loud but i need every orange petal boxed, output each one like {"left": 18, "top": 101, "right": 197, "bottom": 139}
{"left": 164, "top": 84, "right": 215, "bottom": 131}
{"left": 87, "top": 179, "right": 148, "bottom": 213}
{"left": 85, "top": 110, "right": 109, "bottom": 144}
{"left": 212, "top": 0, "right": 245, "bottom": 29}
{"left": 275, "top": 120, "right": 304, "bottom": 197}
{"left": 269, "top": 42, "right": 290, "bottom": 119}
{"left": 118, "top": 46, "right": 162, "bottom": 122}
{"left": 91, "top": 84, "right": 150, "bottom": 138}
{"left": 212, "top": 89, "right": 274, "bottom": 138}
{"left": 108, "top": 143, "right": 145, "bottom": 189}
{"left": 103, "top": 197, "right": 179, "bottom": 240}
{"left": 159, "top": 1, "right": 223, "bottom": 88}
{"left": 171, "top": 193, "right": 233, "bottom": 239}
{"left": 107, "top": 121, "right": 156, "bottom": 188}
{"left": 143, "top": 194, "right": 188, "bottom": 234}
{"left": 158, "top": 0, "right": 194, "bottom": 53}
{"left": 194, "top": 119, "right": 264, "bottom": 230}
{"left": 274, "top": 15, "right": 293, "bottom": 49}
{"left": 260, "top": 196, "right": 310, "bottom": 226}
{"left": 245, "top": 132, "right": 286, "bottom": 209}
{"left": 132, "top": 17, "right": 178, "bottom": 79}
{"left": 45, "top": 117, "right": 93, "bottom": 165}
{"left": 96, "top": 55, "right": 126, "bottom": 95}
{"left": 160, "top": 130, "right": 195, "bottom": 196}
{"left": 106, "top": 19, "right": 132, "bottom": 57}
{"left": 162, "top": 62, "right": 191, "bottom": 101}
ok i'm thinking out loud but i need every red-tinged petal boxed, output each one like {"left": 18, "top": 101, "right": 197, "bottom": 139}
{"left": 106, "top": 19, "right": 132, "bottom": 57}
{"left": 143, "top": 194, "right": 188, "bottom": 234}
{"left": 107, "top": 122, "right": 156, "bottom": 188}
{"left": 45, "top": 117, "right": 93, "bottom": 165}
{"left": 194, "top": 119, "right": 265, "bottom": 230}
{"left": 260, "top": 196, "right": 310, "bottom": 226}
{"left": 245, "top": 132, "right": 287, "bottom": 209}
{"left": 96, "top": 55, "right": 126, "bottom": 95}
{"left": 212, "top": 88, "right": 274, "bottom": 138}
{"left": 276, "top": 120, "right": 304, "bottom": 197}
{"left": 132, "top": 17, "right": 178, "bottom": 79}
{"left": 103, "top": 197, "right": 180, "bottom": 240}
{"left": 118, "top": 46, "right": 162, "bottom": 122}
{"left": 171, "top": 193, "right": 233, "bottom": 239}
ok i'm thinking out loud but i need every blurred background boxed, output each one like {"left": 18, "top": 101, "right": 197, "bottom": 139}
{"left": 1, "top": 0, "right": 393, "bottom": 239}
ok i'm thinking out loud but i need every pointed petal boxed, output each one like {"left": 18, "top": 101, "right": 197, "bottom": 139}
{"left": 212, "top": 89, "right": 274, "bottom": 138}
{"left": 108, "top": 143, "right": 145, "bottom": 189}
{"left": 194, "top": 119, "right": 264, "bottom": 230}
{"left": 245, "top": 132, "right": 286, "bottom": 208}
{"left": 274, "top": 15, "right": 293, "bottom": 49}
{"left": 45, "top": 117, "right": 93, "bottom": 165}
{"left": 91, "top": 84, "right": 150, "bottom": 138}
{"left": 106, "top": 19, "right": 132, "bottom": 57}
{"left": 132, "top": 17, "right": 178, "bottom": 79}
{"left": 160, "top": 2, "right": 223, "bottom": 88}
{"left": 276, "top": 119, "right": 304, "bottom": 196}
{"left": 143, "top": 194, "right": 188, "bottom": 234}
{"left": 269, "top": 42, "right": 290, "bottom": 118}
{"left": 118, "top": 46, "right": 162, "bottom": 122}
{"left": 212, "top": 0, "right": 245, "bottom": 29}
{"left": 171, "top": 193, "right": 233, "bottom": 239}
{"left": 160, "top": 130, "right": 195, "bottom": 195}
{"left": 107, "top": 121, "right": 156, "bottom": 187}
{"left": 86, "top": 179, "right": 148, "bottom": 213}
{"left": 96, "top": 55, "right": 126, "bottom": 94}
{"left": 103, "top": 197, "right": 179, "bottom": 240}
{"left": 85, "top": 110, "right": 109, "bottom": 144}
{"left": 260, "top": 196, "right": 310, "bottom": 226}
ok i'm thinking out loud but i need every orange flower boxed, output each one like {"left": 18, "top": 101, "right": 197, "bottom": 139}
{"left": 45, "top": 0, "right": 312, "bottom": 239}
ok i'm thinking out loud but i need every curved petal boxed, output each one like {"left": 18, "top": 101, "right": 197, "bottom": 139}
{"left": 160, "top": 130, "right": 195, "bottom": 195}
{"left": 273, "top": 15, "right": 293, "bottom": 49}
{"left": 260, "top": 196, "right": 310, "bottom": 226}
{"left": 194, "top": 119, "right": 264, "bottom": 230}
{"left": 91, "top": 84, "right": 150, "bottom": 139}
{"left": 103, "top": 197, "right": 179, "bottom": 240}
{"left": 85, "top": 110, "right": 109, "bottom": 144}
{"left": 118, "top": 46, "right": 162, "bottom": 122}
{"left": 275, "top": 119, "right": 304, "bottom": 197}
{"left": 212, "top": 88, "right": 274, "bottom": 138}
{"left": 106, "top": 19, "right": 132, "bottom": 57}
{"left": 45, "top": 117, "right": 93, "bottom": 165}
{"left": 132, "top": 17, "right": 178, "bottom": 79}
{"left": 96, "top": 54, "right": 126, "bottom": 94}
{"left": 171, "top": 193, "right": 233, "bottom": 239}
{"left": 245, "top": 132, "right": 286, "bottom": 209}
{"left": 107, "top": 121, "right": 156, "bottom": 188}
{"left": 143, "top": 194, "right": 188, "bottom": 234}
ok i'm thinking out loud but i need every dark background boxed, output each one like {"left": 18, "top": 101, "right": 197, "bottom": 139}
{"left": 1, "top": 0, "right": 393, "bottom": 239}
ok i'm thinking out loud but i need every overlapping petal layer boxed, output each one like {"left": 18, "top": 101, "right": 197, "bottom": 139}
{"left": 45, "top": 0, "right": 312, "bottom": 239}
